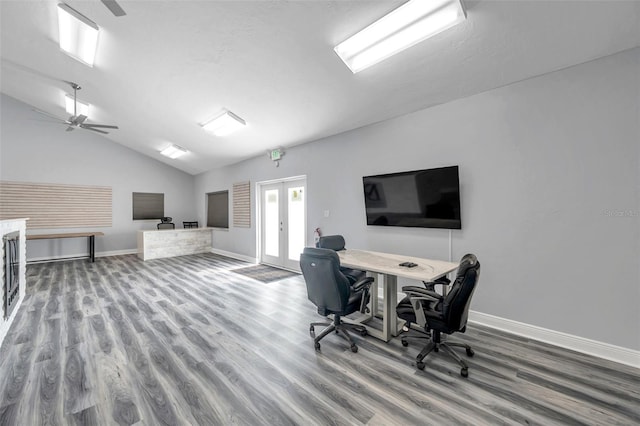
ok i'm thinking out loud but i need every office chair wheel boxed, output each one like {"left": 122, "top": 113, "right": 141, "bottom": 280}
{"left": 359, "top": 328, "right": 368, "bottom": 337}
{"left": 461, "top": 367, "right": 468, "bottom": 378}
{"left": 466, "top": 348, "right": 474, "bottom": 357}
{"left": 350, "top": 344, "right": 358, "bottom": 353}
{"left": 314, "top": 342, "right": 321, "bottom": 351}
{"left": 401, "top": 338, "right": 408, "bottom": 347}
{"left": 416, "top": 361, "right": 426, "bottom": 370}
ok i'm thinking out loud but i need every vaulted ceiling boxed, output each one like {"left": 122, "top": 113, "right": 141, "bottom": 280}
{"left": 1, "top": 1, "right": 639, "bottom": 175}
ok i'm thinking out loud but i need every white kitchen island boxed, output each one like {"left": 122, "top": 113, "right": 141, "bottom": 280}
{"left": 137, "top": 227, "right": 213, "bottom": 261}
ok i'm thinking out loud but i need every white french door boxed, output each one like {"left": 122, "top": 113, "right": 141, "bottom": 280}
{"left": 259, "top": 177, "right": 306, "bottom": 271}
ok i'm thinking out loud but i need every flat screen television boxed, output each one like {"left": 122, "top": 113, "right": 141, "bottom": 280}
{"left": 362, "top": 165, "right": 461, "bottom": 229}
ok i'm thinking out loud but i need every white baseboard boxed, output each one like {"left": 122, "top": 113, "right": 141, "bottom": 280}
{"left": 210, "top": 248, "right": 257, "bottom": 264}
{"left": 469, "top": 311, "right": 640, "bottom": 369}
{"left": 27, "top": 249, "right": 137, "bottom": 264}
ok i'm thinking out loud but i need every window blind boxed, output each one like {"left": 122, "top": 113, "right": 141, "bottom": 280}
{"left": 207, "top": 191, "right": 229, "bottom": 228}
{"left": 232, "top": 181, "right": 250, "bottom": 228}
{"left": 0, "top": 181, "right": 112, "bottom": 229}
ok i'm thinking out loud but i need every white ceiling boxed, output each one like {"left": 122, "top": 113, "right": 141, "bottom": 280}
{"left": 1, "top": 1, "right": 639, "bottom": 175}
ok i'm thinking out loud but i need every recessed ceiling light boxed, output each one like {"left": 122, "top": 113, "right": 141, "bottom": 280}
{"left": 65, "top": 94, "right": 90, "bottom": 117}
{"left": 202, "top": 111, "right": 246, "bottom": 137}
{"left": 334, "top": 0, "right": 467, "bottom": 73}
{"left": 57, "top": 3, "right": 99, "bottom": 66}
{"left": 160, "top": 144, "right": 188, "bottom": 159}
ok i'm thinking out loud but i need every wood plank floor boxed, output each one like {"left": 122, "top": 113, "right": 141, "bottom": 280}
{"left": 0, "top": 253, "right": 638, "bottom": 425}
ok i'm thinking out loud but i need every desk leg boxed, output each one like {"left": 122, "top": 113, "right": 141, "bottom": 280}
{"left": 89, "top": 235, "right": 95, "bottom": 263}
{"left": 369, "top": 273, "right": 379, "bottom": 317}
{"left": 382, "top": 274, "right": 399, "bottom": 341}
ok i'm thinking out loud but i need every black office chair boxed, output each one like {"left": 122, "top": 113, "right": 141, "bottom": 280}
{"left": 397, "top": 254, "right": 480, "bottom": 377}
{"left": 398, "top": 253, "right": 474, "bottom": 345}
{"left": 317, "top": 235, "right": 366, "bottom": 284}
{"left": 157, "top": 217, "right": 175, "bottom": 229}
{"left": 183, "top": 221, "right": 198, "bottom": 228}
{"left": 300, "top": 247, "right": 373, "bottom": 353}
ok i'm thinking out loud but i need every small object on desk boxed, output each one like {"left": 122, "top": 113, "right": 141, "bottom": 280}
{"left": 399, "top": 262, "right": 418, "bottom": 268}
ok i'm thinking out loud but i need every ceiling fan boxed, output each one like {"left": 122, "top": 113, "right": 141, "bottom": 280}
{"left": 100, "top": 0, "right": 126, "bottom": 17}
{"left": 34, "top": 82, "right": 119, "bottom": 135}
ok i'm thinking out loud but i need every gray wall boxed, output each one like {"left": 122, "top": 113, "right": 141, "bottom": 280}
{"left": 194, "top": 48, "right": 640, "bottom": 350}
{"left": 0, "top": 94, "right": 196, "bottom": 259}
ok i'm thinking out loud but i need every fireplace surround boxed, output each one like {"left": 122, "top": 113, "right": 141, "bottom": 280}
{"left": 3, "top": 231, "right": 20, "bottom": 319}
{"left": 0, "top": 218, "right": 27, "bottom": 348}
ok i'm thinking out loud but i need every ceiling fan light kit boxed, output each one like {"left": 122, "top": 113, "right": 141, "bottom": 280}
{"left": 57, "top": 3, "right": 99, "bottom": 66}
{"left": 334, "top": 0, "right": 466, "bottom": 73}
{"left": 160, "top": 144, "right": 188, "bottom": 159}
{"left": 201, "top": 111, "right": 246, "bottom": 137}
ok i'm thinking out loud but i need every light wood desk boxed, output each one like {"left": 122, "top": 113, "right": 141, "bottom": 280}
{"left": 337, "top": 249, "right": 459, "bottom": 342}
{"left": 26, "top": 232, "right": 104, "bottom": 262}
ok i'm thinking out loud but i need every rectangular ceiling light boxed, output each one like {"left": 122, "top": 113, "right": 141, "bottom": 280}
{"left": 202, "top": 111, "right": 246, "bottom": 137}
{"left": 334, "top": 0, "right": 466, "bottom": 73}
{"left": 65, "top": 94, "right": 90, "bottom": 117}
{"left": 57, "top": 3, "right": 99, "bottom": 66}
{"left": 160, "top": 144, "right": 188, "bottom": 159}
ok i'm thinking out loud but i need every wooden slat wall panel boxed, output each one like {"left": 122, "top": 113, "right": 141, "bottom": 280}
{"left": 0, "top": 181, "right": 112, "bottom": 229}
{"left": 233, "top": 181, "right": 250, "bottom": 228}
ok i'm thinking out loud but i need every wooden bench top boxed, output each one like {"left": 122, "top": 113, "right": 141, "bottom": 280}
{"left": 26, "top": 232, "right": 105, "bottom": 240}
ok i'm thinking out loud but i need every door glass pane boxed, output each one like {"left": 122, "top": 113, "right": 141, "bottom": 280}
{"left": 264, "top": 189, "right": 279, "bottom": 257}
{"left": 287, "top": 186, "right": 305, "bottom": 261}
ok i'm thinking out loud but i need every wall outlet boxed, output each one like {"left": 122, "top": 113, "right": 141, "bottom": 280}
{"left": 323, "top": 210, "right": 330, "bottom": 218}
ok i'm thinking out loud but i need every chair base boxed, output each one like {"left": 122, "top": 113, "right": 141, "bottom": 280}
{"left": 310, "top": 315, "right": 368, "bottom": 353}
{"left": 399, "top": 324, "right": 431, "bottom": 347}
{"left": 413, "top": 332, "right": 475, "bottom": 377}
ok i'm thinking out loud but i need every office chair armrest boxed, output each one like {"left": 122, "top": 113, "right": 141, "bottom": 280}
{"left": 352, "top": 277, "right": 373, "bottom": 314}
{"left": 352, "top": 276, "right": 373, "bottom": 291}
{"left": 424, "top": 276, "right": 451, "bottom": 286}
{"left": 402, "top": 286, "right": 442, "bottom": 302}
{"left": 403, "top": 286, "right": 441, "bottom": 326}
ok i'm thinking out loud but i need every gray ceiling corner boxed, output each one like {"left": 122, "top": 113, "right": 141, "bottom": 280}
{"left": 1, "top": 0, "right": 639, "bottom": 175}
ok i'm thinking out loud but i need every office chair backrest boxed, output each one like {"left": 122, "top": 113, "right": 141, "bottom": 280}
{"left": 183, "top": 221, "right": 198, "bottom": 228}
{"left": 442, "top": 254, "right": 480, "bottom": 332}
{"left": 157, "top": 222, "right": 175, "bottom": 230}
{"left": 318, "top": 235, "right": 346, "bottom": 251}
{"left": 300, "top": 247, "right": 351, "bottom": 316}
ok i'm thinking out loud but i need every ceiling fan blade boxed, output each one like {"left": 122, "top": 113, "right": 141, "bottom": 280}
{"left": 81, "top": 123, "right": 119, "bottom": 129}
{"left": 100, "top": 0, "right": 126, "bottom": 17}
{"left": 81, "top": 126, "right": 109, "bottom": 135}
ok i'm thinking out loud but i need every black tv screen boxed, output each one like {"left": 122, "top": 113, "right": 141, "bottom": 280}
{"left": 362, "top": 165, "right": 461, "bottom": 229}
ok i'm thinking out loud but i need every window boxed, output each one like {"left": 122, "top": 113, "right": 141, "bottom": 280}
{"left": 207, "top": 190, "right": 229, "bottom": 228}
{"left": 133, "top": 192, "right": 164, "bottom": 220}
